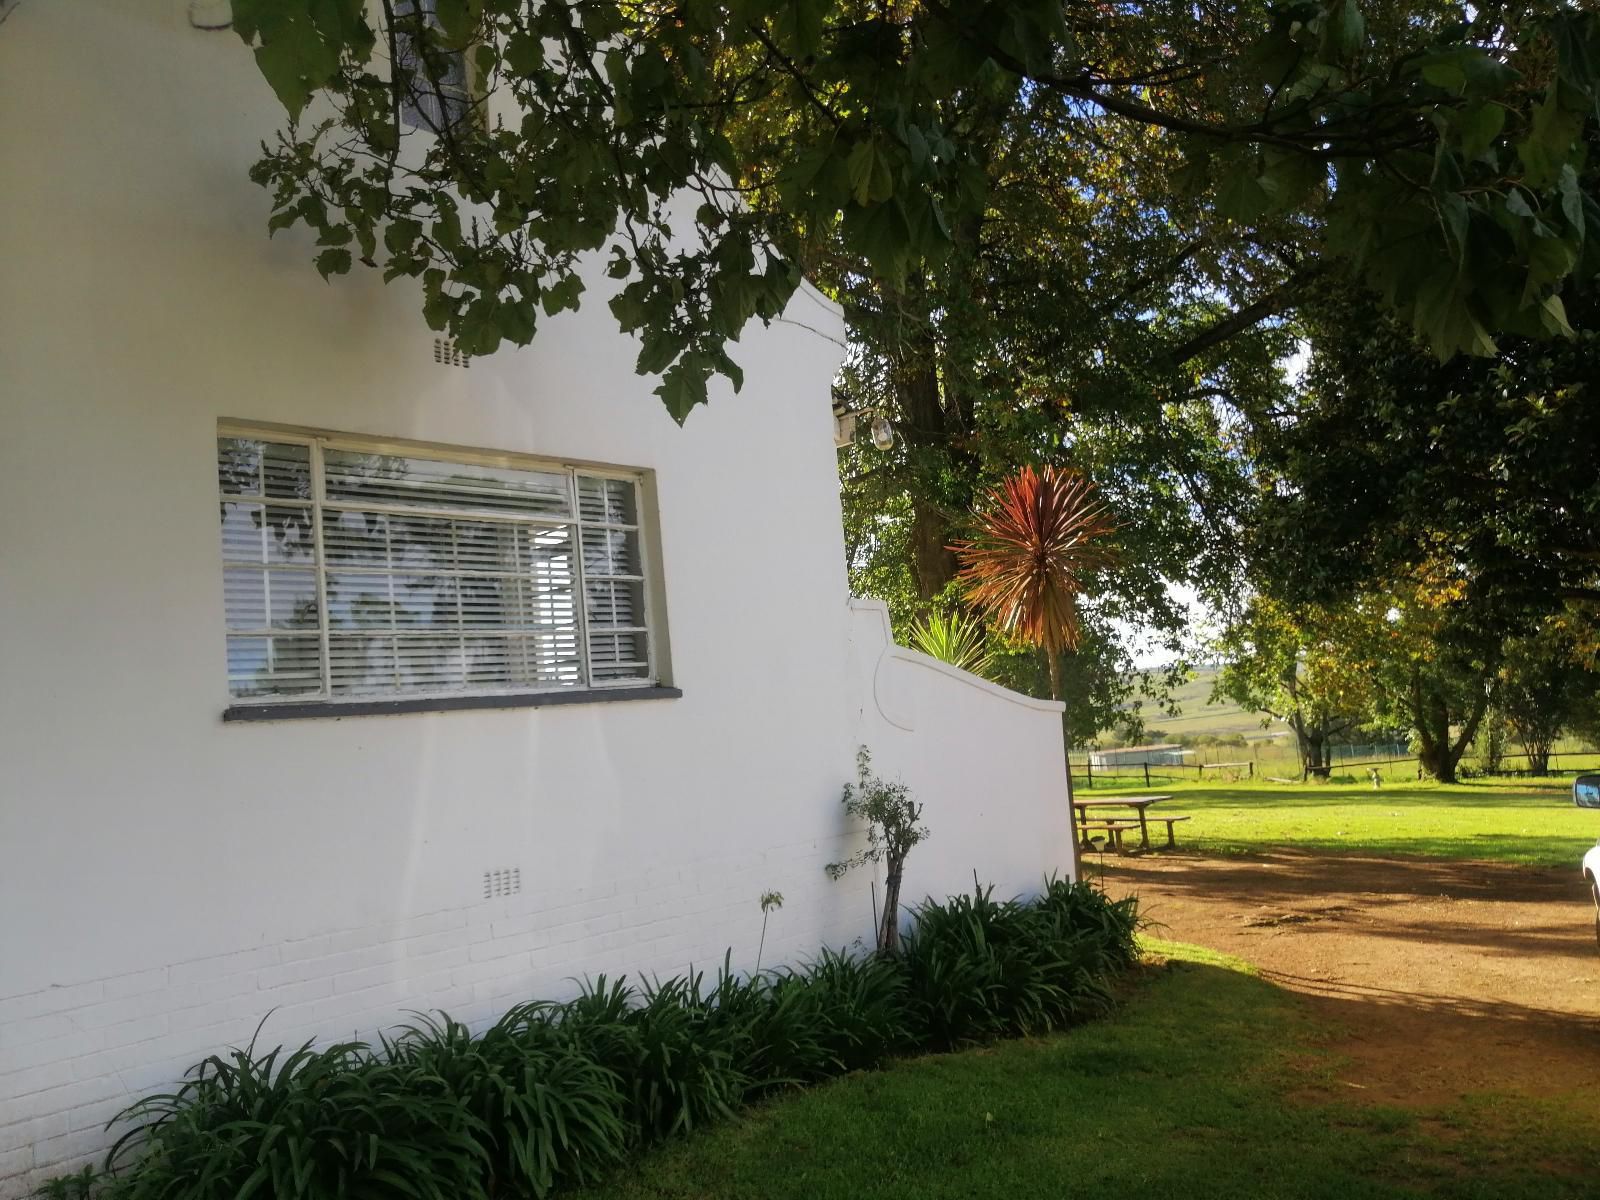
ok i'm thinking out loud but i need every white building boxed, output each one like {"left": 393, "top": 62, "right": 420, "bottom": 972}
{"left": 0, "top": 4, "right": 1074, "bottom": 1193}
{"left": 1087, "top": 744, "right": 1193, "bottom": 769}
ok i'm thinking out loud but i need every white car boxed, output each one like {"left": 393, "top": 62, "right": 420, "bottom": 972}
{"left": 1578, "top": 774, "right": 1600, "bottom": 948}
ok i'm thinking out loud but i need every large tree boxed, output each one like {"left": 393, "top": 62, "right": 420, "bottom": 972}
{"left": 1499, "top": 612, "right": 1600, "bottom": 772}
{"left": 231, "top": 1, "right": 1600, "bottom": 420}
{"left": 1250, "top": 274, "right": 1600, "bottom": 622}
{"left": 1363, "top": 568, "right": 1502, "bottom": 783}
{"left": 1214, "top": 596, "right": 1379, "bottom": 778}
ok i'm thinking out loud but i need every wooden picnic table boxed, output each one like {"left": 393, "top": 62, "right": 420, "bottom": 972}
{"left": 1073, "top": 794, "right": 1171, "bottom": 852}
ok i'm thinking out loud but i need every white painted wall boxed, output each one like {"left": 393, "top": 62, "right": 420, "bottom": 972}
{"left": 0, "top": 4, "right": 1073, "bottom": 1192}
{"left": 846, "top": 600, "right": 1076, "bottom": 904}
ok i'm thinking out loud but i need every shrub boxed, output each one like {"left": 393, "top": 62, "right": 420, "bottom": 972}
{"left": 386, "top": 1009, "right": 629, "bottom": 1196}
{"left": 1036, "top": 876, "right": 1141, "bottom": 970}
{"left": 787, "top": 948, "right": 915, "bottom": 1073}
{"left": 104, "top": 1037, "right": 489, "bottom": 1200}
{"left": 50, "top": 882, "right": 1139, "bottom": 1200}
{"left": 554, "top": 973, "right": 747, "bottom": 1143}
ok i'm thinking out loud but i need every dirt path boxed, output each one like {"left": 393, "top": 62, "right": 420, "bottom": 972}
{"left": 1098, "top": 849, "right": 1600, "bottom": 1109}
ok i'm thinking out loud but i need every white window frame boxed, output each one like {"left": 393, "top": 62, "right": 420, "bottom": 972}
{"left": 217, "top": 422, "right": 660, "bottom": 706}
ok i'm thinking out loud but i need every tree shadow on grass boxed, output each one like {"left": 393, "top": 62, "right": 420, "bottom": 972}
{"left": 1103, "top": 848, "right": 1582, "bottom": 903}
{"left": 1193, "top": 831, "right": 1590, "bottom": 866}
{"left": 573, "top": 949, "right": 1600, "bottom": 1200}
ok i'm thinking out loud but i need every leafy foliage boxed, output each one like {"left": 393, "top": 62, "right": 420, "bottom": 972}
{"left": 907, "top": 609, "right": 992, "bottom": 676}
{"left": 1252, "top": 269, "right": 1600, "bottom": 624}
{"left": 900, "top": 879, "right": 1138, "bottom": 1050}
{"left": 53, "top": 883, "right": 1139, "bottom": 1200}
{"left": 1498, "top": 612, "right": 1600, "bottom": 772}
{"left": 104, "top": 1035, "right": 490, "bottom": 1200}
{"left": 232, "top": 1, "right": 1600, "bottom": 421}
{"left": 1214, "top": 597, "right": 1381, "bottom": 777}
{"left": 387, "top": 1009, "right": 629, "bottom": 1193}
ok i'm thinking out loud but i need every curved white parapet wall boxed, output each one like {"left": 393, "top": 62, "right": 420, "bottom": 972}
{"left": 846, "top": 599, "right": 1076, "bottom": 910}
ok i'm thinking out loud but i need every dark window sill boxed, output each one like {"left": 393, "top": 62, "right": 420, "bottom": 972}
{"left": 223, "top": 686, "right": 683, "bottom": 723}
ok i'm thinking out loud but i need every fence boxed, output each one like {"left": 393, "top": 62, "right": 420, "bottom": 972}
{"left": 1070, "top": 743, "right": 1600, "bottom": 789}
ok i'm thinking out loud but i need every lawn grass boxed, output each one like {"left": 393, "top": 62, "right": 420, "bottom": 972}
{"left": 570, "top": 941, "right": 1599, "bottom": 1199}
{"left": 1082, "top": 776, "right": 1598, "bottom": 867}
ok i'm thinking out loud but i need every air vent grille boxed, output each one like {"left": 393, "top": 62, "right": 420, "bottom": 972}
{"left": 434, "top": 338, "right": 471, "bottom": 369}
{"left": 483, "top": 868, "right": 522, "bottom": 899}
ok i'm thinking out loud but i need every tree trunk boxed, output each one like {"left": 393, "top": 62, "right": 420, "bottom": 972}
{"left": 910, "top": 498, "right": 959, "bottom": 599}
{"left": 1304, "top": 731, "right": 1331, "bottom": 779}
{"left": 878, "top": 860, "right": 904, "bottom": 955}
{"left": 1051, "top": 649, "right": 1083, "bottom": 882}
{"left": 1410, "top": 668, "right": 1456, "bottom": 783}
{"left": 1289, "top": 712, "right": 1312, "bottom": 782}
{"left": 1441, "top": 683, "right": 1491, "bottom": 783}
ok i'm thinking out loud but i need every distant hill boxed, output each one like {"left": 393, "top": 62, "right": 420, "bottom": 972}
{"left": 1114, "top": 665, "right": 1293, "bottom": 744}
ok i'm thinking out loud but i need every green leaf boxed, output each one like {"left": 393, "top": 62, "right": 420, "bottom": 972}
{"left": 457, "top": 299, "right": 504, "bottom": 355}
{"left": 432, "top": 0, "right": 482, "bottom": 49}
{"left": 1216, "top": 166, "right": 1270, "bottom": 222}
{"left": 503, "top": 31, "right": 544, "bottom": 75}
{"left": 1504, "top": 188, "right": 1536, "bottom": 221}
{"left": 234, "top": 2, "right": 345, "bottom": 119}
{"left": 1453, "top": 101, "right": 1505, "bottom": 161}
{"left": 1412, "top": 268, "right": 1497, "bottom": 359}
{"left": 1325, "top": 0, "right": 1365, "bottom": 62}
{"left": 774, "top": 0, "right": 826, "bottom": 57}
{"left": 315, "top": 247, "right": 352, "bottom": 279}
{"left": 1422, "top": 58, "right": 1467, "bottom": 95}
{"left": 1436, "top": 192, "right": 1470, "bottom": 264}
{"left": 540, "top": 274, "right": 585, "bottom": 317}
{"left": 1525, "top": 234, "right": 1578, "bottom": 300}
{"left": 654, "top": 362, "right": 709, "bottom": 423}
{"left": 432, "top": 203, "right": 463, "bottom": 252}
{"left": 635, "top": 327, "right": 687, "bottom": 375}
{"left": 1519, "top": 87, "right": 1584, "bottom": 189}
{"left": 1558, "top": 164, "right": 1585, "bottom": 236}
{"left": 846, "top": 140, "right": 883, "bottom": 207}
{"left": 1539, "top": 293, "right": 1575, "bottom": 338}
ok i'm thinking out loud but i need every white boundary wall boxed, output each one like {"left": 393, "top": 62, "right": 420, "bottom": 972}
{"left": 0, "top": 4, "right": 1074, "bottom": 1192}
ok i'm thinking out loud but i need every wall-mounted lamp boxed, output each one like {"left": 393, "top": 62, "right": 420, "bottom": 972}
{"left": 188, "top": 0, "right": 233, "bottom": 30}
{"left": 870, "top": 414, "right": 896, "bottom": 451}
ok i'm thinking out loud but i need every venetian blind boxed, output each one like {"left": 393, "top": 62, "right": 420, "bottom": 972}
{"left": 217, "top": 433, "right": 654, "bottom": 702}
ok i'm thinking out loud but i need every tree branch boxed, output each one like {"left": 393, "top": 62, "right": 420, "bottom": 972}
{"left": 1167, "top": 272, "right": 1320, "bottom": 363}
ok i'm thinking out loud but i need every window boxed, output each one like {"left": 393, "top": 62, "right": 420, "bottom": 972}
{"left": 394, "top": 0, "right": 475, "bottom": 132}
{"left": 217, "top": 427, "right": 657, "bottom": 705}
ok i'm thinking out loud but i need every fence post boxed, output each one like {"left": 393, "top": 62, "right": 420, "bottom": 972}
{"left": 1085, "top": 754, "right": 1094, "bottom": 789}
{"left": 1248, "top": 761, "right": 1254, "bottom": 780}
{"left": 1143, "top": 762, "right": 1151, "bottom": 788}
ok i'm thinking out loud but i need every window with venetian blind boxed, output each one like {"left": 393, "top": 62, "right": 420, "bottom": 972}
{"left": 217, "top": 428, "right": 657, "bottom": 704}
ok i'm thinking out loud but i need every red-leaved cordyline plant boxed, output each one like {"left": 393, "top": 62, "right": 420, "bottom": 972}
{"left": 953, "top": 465, "right": 1117, "bottom": 703}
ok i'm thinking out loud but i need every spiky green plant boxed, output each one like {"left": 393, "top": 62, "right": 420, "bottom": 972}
{"left": 60, "top": 884, "right": 1142, "bottom": 1200}
{"left": 908, "top": 610, "right": 993, "bottom": 676}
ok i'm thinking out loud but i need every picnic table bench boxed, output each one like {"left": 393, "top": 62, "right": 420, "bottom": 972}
{"left": 1077, "top": 818, "right": 1140, "bottom": 854}
{"left": 1073, "top": 795, "right": 1192, "bottom": 852}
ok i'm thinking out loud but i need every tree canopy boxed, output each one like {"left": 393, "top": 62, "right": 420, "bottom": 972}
{"left": 223, "top": 0, "right": 1600, "bottom": 763}
{"left": 235, "top": 0, "right": 1600, "bottom": 420}
{"left": 1250, "top": 271, "right": 1600, "bottom": 623}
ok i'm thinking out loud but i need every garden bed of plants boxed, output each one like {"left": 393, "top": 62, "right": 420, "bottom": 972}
{"left": 43, "top": 880, "right": 1138, "bottom": 1200}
